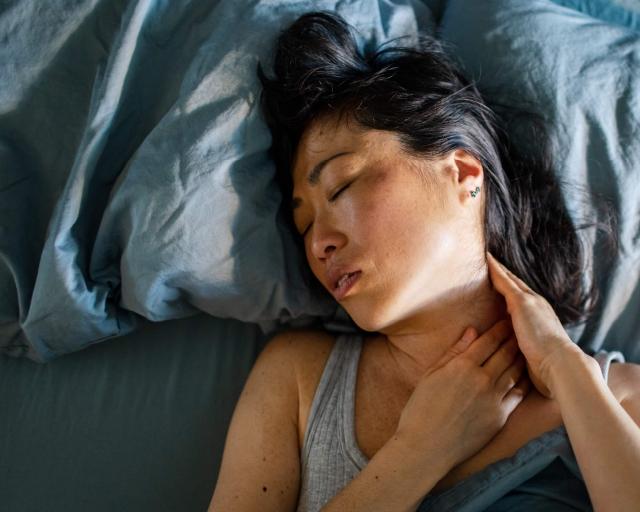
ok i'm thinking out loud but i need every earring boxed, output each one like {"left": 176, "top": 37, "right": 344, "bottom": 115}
{"left": 470, "top": 186, "right": 480, "bottom": 198}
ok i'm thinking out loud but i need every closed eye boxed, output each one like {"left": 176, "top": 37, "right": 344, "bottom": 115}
{"left": 329, "top": 181, "right": 352, "bottom": 202}
{"left": 300, "top": 181, "right": 354, "bottom": 237}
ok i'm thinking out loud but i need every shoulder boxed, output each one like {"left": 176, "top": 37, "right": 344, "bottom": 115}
{"left": 607, "top": 360, "right": 640, "bottom": 403}
{"left": 265, "top": 327, "right": 337, "bottom": 363}
{"left": 263, "top": 328, "right": 339, "bottom": 393}
{"left": 266, "top": 327, "right": 337, "bottom": 351}
{"left": 266, "top": 327, "right": 339, "bottom": 387}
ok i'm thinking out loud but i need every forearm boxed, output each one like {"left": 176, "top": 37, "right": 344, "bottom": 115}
{"left": 320, "top": 434, "right": 452, "bottom": 512}
{"left": 549, "top": 349, "right": 640, "bottom": 512}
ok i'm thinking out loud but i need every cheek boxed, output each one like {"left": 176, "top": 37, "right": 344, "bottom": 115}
{"left": 355, "top": 170, "right": 404, "bottom": 229}
{"left": 368, "top": 192, "right": 455, "bottom": 272}
{"left": 356, "top": 176, "right": 424, "bottom": 244}
{"left": 350, "top": 197, "right": 400, "bottom": 251}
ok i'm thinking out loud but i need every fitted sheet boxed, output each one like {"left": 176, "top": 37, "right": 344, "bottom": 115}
{"left": 0, "top": 313, "right": 266, "bottom": 512}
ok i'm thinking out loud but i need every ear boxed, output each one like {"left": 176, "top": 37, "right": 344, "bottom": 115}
{"left": 448, "top": 149, "right": 484, "bottom": 203}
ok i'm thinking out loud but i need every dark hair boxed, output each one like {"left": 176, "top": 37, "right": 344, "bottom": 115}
{"left": 257, "top": 11, "right": 618, "bottom": 326}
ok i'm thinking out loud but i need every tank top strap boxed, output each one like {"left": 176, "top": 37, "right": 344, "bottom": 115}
{"left": 300, "top": 332, "right": 364, "bottom": 470}
{"left": 338, "top": 333, "right": 369, "bottom": 469}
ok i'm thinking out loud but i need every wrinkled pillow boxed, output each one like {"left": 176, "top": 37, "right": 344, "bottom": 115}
{"left": 0, "top": 0, "right": 437, "bottom": 362}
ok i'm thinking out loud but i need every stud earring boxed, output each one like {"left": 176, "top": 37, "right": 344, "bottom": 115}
{"left": 470, "top": 186, "right": 480, "bottom": 198}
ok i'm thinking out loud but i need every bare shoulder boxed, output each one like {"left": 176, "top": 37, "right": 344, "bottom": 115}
{"left": 269, "top": 328, "right": 338, "bottom": 381}
{"left": 607, "top": 361, "right": 640, "bottom": 403}
{"left": 268, "top": 327, "right": 337, "bottom": 350}
{"left": 270, "top": 328, "right": 340, "bottom": 450}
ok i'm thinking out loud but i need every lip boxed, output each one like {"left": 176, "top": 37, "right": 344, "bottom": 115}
{"left": 327, "top": 265, "right": 362, "bottom": 292}
{"left": 331, "top": 270, "right": 362, "bottom": 301}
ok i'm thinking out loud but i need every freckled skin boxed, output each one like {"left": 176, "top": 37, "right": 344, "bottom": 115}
{"left": 290, "top": 112, "right": 505, "bottom": 383}
{"left": 291, "top": 114, "right": 485, "bottom": 333}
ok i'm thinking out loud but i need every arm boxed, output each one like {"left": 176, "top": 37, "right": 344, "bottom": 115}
{"left": 484, "top": 252, "right": 640, "bottom": 511}
{"left": 208, "top": 333, "right": 301, "bottom": 512}
{"left": 546, "top": 347, "right": 640, "bottom": 512}
{"left": 321, "top": 433, "right": 454, "bottom": 512}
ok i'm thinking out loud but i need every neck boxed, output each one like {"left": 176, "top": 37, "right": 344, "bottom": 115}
{"left": 375, "top": 265, "right": 508, "bottom": 389}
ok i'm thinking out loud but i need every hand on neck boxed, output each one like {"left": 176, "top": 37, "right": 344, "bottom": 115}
{"left": 377, "top": 267, "right": 509, "bottom": 389}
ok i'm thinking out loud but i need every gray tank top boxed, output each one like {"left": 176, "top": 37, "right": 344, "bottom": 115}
{"left": 296, "top": 332, "right": 626, "bottom": 512}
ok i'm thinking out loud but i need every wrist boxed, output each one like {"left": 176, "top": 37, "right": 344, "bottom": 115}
{"left": 545, "top": 344, "right": 601, "bottom": 397}
{"left": 393, "top": 429, "right": 457, "bottom": 477}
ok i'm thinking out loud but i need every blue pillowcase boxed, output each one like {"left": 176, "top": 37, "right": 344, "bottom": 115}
{"left": 0, "top": 0, "right": 436, "bottom": 361}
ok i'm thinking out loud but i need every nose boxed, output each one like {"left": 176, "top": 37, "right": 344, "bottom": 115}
{"left": 309, "top": 220, "right": 346, "bottom": 262}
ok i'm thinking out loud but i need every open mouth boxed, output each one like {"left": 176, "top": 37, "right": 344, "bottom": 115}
{"left": 333, "top": 271, "right": 362, "bottom": 299}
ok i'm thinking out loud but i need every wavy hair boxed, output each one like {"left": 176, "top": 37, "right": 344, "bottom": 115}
{"left": 257, "top": 11, "right": 617, "bottom": 326}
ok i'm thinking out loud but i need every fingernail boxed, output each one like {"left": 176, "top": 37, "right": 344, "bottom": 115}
{"left": 462, "top": 327, "right": 476, "bottom": 343}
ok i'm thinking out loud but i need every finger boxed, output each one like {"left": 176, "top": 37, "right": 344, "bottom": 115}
{"left": 486, "top": 253, "right": 522, "bottom": 299}
{"left": 487, "top": 252, "right": 533, "bottom": 295}
{"left": 463, "top": 319, "right": 513, "bottom": 366}
{"left": 459, "top": 326, "right": 478, "bottom": 350}
{"left": 498, "top": 261, "right": 533, "bottom": 294}
{"left": 502, "top": 373, "right": 531, "bottom": 412}
{"left": 486, "top": 252, "right": 525, "bottom": 291}
{"left": 434, "top": 326, "right": 478, "bottom": 369}
{"left": 483, "top": 335, "right": 520, "bottom": 382}
{"left": 495, "top": 351, "right": 526, "bottom": 394}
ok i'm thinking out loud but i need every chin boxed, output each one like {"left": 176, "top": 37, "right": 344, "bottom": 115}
{"left": 344, "top": 300, "right": 392, "bottom": 333}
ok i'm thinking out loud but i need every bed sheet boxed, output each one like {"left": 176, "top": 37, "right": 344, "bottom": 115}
{"left": 0, "top": 312, "right": 266, "bottom": 512}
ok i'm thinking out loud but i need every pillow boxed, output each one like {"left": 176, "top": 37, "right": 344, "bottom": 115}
{"left": 550, "top": 0, "right": 640, "bottom": 30}
{"left": 0, "top": 0, "right": 438, "bottom": 362}
{"left": 4, "top": 0, "right": 639, "bottom": 362}
{"left": 434, "top": 0, "right": 640, "bottom": 361}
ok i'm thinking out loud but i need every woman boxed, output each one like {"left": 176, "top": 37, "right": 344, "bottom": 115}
{"left": 210, "top": 11, "right": 640, "bottom": 512}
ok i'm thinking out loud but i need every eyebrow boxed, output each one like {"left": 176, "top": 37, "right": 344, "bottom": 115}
{"left": 291, "top": 151, "right": 353, "bottom": 211}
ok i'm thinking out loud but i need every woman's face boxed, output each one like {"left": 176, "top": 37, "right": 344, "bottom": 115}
{"left": 291, "top": 113, "right": 484, "bottom": 332}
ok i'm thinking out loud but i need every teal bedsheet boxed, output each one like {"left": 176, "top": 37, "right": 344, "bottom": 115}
{"left": 0, "top": 314, "right": 266, "bottom": 511}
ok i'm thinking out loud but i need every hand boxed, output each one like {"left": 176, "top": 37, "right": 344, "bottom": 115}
{"left": 485, "top": 251, "right": 585, "bottom": 398}
{"left": 395, "top": 320, "right": 531, "bottom": 470}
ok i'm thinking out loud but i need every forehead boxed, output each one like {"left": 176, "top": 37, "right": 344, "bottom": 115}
{"left": 291, "top": 114, "right": 398, "bottom": 185}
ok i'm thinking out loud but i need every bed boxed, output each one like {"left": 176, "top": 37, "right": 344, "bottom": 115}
{"left": 1, "top": 0, "right": 639, "bottom": 510}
